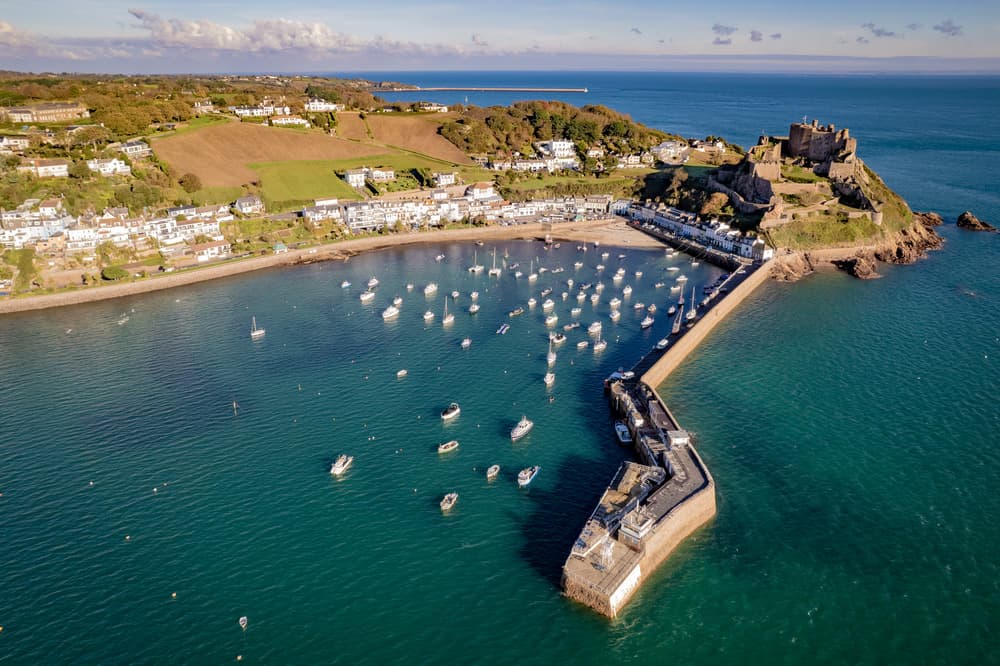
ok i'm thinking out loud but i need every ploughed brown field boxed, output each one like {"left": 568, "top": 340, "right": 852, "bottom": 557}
{"left": 335, "top": 112, "right": 369, "bottom": 141}
{"left": 151, "top": 121, "right": 385, "bottom": 187}
{"left": 365, "top": 114, "right": 473, "bottom": 164}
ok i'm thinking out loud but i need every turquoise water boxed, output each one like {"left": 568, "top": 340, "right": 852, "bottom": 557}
{"left": 2, "top": 74, "right": 999, "bottom": 663}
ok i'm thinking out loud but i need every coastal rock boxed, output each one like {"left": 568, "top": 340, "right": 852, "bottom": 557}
{"left": 770, "top": 252, "right": 814, "bottom": 282}
{"left": 873, "top": 223, "right": 943, "bottom": 265}
{"left": 956, "top": 211, "right": 996, "bottom": 232}
{"left": 832, "top": 251, "right": 881, "bottom": 280}
{"left": 913, "top": 211, "right": 943, "bottom": 226}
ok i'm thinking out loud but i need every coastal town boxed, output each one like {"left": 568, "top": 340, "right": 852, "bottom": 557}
{"left": 0, "top": 77, "right": 757, "bottom": 297}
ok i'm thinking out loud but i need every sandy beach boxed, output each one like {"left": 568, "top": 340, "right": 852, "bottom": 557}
{"left": 0, "top": 217, "right": 663, "bottom": 315}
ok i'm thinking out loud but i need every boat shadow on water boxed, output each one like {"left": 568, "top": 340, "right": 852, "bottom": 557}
{"left": 513, "top": 452, "right": 627, "bottom": 590}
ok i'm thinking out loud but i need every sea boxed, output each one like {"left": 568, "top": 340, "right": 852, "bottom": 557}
{"left": 1, "top": 72, "right": 997, "bottom": 664}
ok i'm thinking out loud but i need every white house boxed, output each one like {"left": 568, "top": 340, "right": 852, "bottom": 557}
{"left": 270, "top": 115, "right": 310, "bottom": 128}
{"left": 190, "top": 240, "right": 231, "bottom": 262}
{"left": 234, "top": 195, "right": 265, "bottom": 215}
{"left": 538, "top": 140, "right": 576, "bottom": 159}
{"left": 433, "top": 172, "right": 456, "bottom": 187}
{"left": 87, "top": 158, "right": 132, "bottom": 176}
{"left": 466, "top": 182, "right": 496, "bottom": 200}
{"left": 0, "top": 135, "right": 30, "bottom": 153}
{"left": 17, "top": 158, "right": 69, "bottom": 178}
{"left": 304, "top": 99, "right": 345, "bottom": 113}
{"left": 418, "top": 103, "right": 449, "bottom": 113}
{"left": 343, "top": 169, "right": 367, "bottom": 189}
{"left": 119, "top": 141, "right": 152, "bottom": 159}
{"left": 369, "top": 168, "right": 395, "bottom": 183}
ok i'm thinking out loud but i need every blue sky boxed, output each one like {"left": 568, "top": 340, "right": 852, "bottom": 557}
{"left": 2, "top": 0, "right": 998, "bottom": 73}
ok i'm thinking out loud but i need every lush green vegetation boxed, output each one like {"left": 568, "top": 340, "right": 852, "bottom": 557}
{"left": 782, "top": 164, "right": 825, "bottom": 184}
{"left": 101, "top": 266, "right": 129, "bottom": 281}
{"left": 439, "top": 101, "right": 670, "bottom": 157}
{"left": 768, "top": 213, "right": 883, "bottom": 249}
{"left": 249, "top": 160, "right": 364, "bottom": 211}
{"left": 3, "top": 248, "right": 38, "bottom": 291}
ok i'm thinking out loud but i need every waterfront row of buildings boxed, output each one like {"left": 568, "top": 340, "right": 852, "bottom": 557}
{"left": 621, "top": 202, "right": 774, "bottom": 262}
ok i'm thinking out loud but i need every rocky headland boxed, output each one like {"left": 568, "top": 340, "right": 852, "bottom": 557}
{"left": 956, "top": 211, "right": 997, "bottom": 232}
{"left": 772, "top": 221, "right": 944, "bottom": 282}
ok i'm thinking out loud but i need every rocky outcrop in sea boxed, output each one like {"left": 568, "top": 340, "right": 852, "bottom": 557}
{"left": 832, "top": 252, "right": 881, "bottom": 280}
{"left": 956, "top": 211, "right": 996, "bottom": 232}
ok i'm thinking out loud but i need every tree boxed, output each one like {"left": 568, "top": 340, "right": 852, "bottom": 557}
{"left": 101, "top": 266, "right": 129, "bottom": 281}
{"left": 178, "top": 172, "right": 202, "bottom": 193}
{"left": 69, "top": 161, "right": 92, "bottom": 180}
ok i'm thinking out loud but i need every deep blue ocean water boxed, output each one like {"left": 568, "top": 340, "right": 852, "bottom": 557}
{"left": 1, "top": 72, "right": 998, "bottom": 664}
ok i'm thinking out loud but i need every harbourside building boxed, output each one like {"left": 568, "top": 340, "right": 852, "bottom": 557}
{"left": 625, "top": 203, "right": 773, "bottom": 261}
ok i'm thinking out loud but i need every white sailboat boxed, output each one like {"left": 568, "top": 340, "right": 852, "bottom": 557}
{"left": 442, "top": 297, "right": 454, "bottom": 325}
{"left": 250, "top": 316, "right": 265, "bottom": 340}
{"left": 488, "top": 248, "right": 502, "bottom": 276}
{"left": 468, "top": 249, "right": 484, "bottom": 274}
{"left": 528, "top": 259, "right": 538, "bottom": 282}
{"left": 685, "top": 285, "right": 698, "bottom": 322}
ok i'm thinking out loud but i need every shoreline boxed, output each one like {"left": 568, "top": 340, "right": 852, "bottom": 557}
{"left": 0, "top": 218, "right": 660, "bottom": 315}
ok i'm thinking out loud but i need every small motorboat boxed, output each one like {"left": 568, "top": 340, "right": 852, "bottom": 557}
{"left": 510, "top": 415, "right": 534, "bottom": 441}
{"left": 517, "top": 466, "right": 540, "bottom": 487}
{"left": 440, "top": 403, "right": 461, "bottom": 420}
{"left": 656, "top": 338, "right": 669, "bottom": 349}
{"left": 440, "top": 492, "right": 458, "bottom": 512}
{"left": 438, "top": 439, "right": 459, "bottom": 454}
{"left": 614, "top": 422, "right": 633, "bottom": 445}
{"left": 486, "top": 464, "right": 500, "bottom": 481}
{"left": 397, "top": 369, "right": 408, "bottom": 378}
{"left": 330, "top": 454, "right": 354, "bottom": 476}
{"left": 461, "top": 337, "right": 472, "bottom": 349}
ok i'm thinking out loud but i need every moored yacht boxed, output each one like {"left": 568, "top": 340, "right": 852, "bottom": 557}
{"left": 424, "top": 282, "right": 438, "bottom": 295}
{"left": 469, "top": 302, "right": 480, "bottom": 314}
{"left": 593, "top": 338, "right": 607, "bottom": 352}
{"left": 656, "top": 337, "right": 669, "bottom": 349}
{"left": 360, "top": 290, "right": 375, "bottom": 303}
{"left": 440, "top": 402, "right": 461, "bottom": 420}
{"left": 545, "top": 314, "right": 558, "bottom": 326}
{"left": 250, "top": 316, "right": 266, "bottom": 340}
{"left": 517, "top": 466, "right": 540, "bottom": 487}
{"left": 588, "top": 321, "right": 602, "bottom": 334}
{"left": 486, "top": 464, "right": 500, "bottom": 481}
{"left": 550, "top": 332, "right": 567, "bottom": 344}
{"left": 330, "top": 454, "right": 354, "bottom": 476}
{"left": 382, "top": 304, "right": 400, "bottom": 320}
{"left": 609, "top": 297, "right": 621, "bottom": 309}
{"left": 461, "top": 337, "right": 472, "bottom": 349}
{"left": 367, "top": 276, "right": 379, "bottom": 288}
{"left": 442, "top": 298, "right": 454, "bottom": 325}
{"left": 641, "top": 315, "right": 655, "bottom": 329}
{"left": 423, "top": 310, "right": 435, "bottom": 321}
{"left": 609, "top": 309, "right": 621, "bottom": 322}
{"left": 341, "top": 280, "right": 351, "bottom": 288}
{"left": 393, "top": 295, "right": 403, "bottom": 306}
{"left": 543, "top": 371, "right": 555, "bottom": 386}
{"left": 510, "top": 415, "right": 534, "bottom": 441}
{"left": 622, "top": 285, "right": 633, "bottom": 296}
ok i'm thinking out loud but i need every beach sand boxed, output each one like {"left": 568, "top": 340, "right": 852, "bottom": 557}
{"left": 0, "top": 218, "right": 662, "bottom": 314}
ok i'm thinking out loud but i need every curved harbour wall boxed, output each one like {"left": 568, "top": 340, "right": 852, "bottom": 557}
{"left": 562, "top": 259, "right": 772, "bottom": 618}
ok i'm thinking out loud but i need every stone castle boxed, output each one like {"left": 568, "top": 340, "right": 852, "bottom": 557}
{"left": 710, "top": 119, "right": 883, "bottom": 226}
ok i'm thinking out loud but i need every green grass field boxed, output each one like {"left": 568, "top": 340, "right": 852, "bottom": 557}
{"left": 249, "top": 160, "right": 364, "bottom": 210}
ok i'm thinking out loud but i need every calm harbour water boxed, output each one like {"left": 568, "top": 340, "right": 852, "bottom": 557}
{"left": 1, "top": 73, "right": 998, "bottom": 664}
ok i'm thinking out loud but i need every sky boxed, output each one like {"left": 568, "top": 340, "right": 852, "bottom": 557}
{"left": 2, "top": 0, "right": 999, "bottom": 74}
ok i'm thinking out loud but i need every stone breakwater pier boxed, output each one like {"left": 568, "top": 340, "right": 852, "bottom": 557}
{"left": 561, "top": 251, "right": 774, "bottom": 618}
